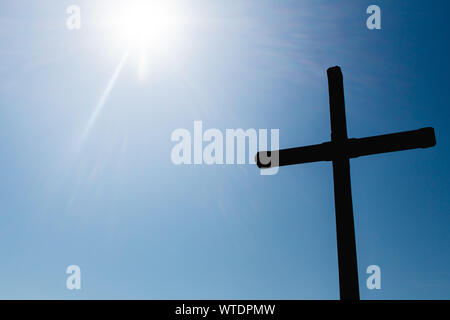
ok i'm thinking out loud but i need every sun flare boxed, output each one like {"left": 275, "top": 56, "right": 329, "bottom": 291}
{"left": 103, "top": 1, "right": 184, "bottom": 76}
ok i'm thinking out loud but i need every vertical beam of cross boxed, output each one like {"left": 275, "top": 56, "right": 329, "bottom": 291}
{"left": 327, "top": 67, "right": 360, "bottom": 300}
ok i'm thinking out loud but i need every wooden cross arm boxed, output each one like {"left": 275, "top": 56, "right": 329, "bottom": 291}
{"left": 346, "top": 127, "right": 436, "bottom": 159}
{"left": 256, "top": 127, "right": 436, "bottom": 169}
{"left": 256, "top": 142, "right": 333, "bottom": 168}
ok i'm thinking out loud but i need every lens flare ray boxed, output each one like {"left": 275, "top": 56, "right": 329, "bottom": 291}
{"left": 81, "top": 50, "right": 130, "bottom": 145}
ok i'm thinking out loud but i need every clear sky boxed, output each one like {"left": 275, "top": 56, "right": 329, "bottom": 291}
{"left": 0, "top": 0, "right": 449, "bottom": 299}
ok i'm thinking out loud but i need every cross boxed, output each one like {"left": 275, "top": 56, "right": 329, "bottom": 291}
{"left": 256, "top": 66, "right": 436, "bottom": 300}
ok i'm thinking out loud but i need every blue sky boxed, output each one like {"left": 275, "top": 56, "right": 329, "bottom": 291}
{"left": 0, "top": 0, "right": 449, "bottom": 299}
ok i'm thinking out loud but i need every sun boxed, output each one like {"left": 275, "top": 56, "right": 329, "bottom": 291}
{"left": 80, "top": 1, "right": 187, "bottom": 144}
{"left": 111, "top": 2, "right": 180, "bottom": 49}
{"left": 103, "top": 1, "right": 184, "bottom": 77}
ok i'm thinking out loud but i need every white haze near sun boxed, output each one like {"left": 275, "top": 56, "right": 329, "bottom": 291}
{"left": 80, "top": 0, "right": 192, "bottom": 146}
{"left": 97, "top": 0, "right": 189, "bottom": 79}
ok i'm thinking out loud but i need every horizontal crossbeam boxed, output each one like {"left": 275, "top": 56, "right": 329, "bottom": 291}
{"left": 256, "top": 127, "right": 436, "bottom": 168}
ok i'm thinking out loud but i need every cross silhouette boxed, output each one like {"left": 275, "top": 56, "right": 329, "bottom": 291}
{"left": 256, "top": 66, "right": 436, "bottom": 300}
